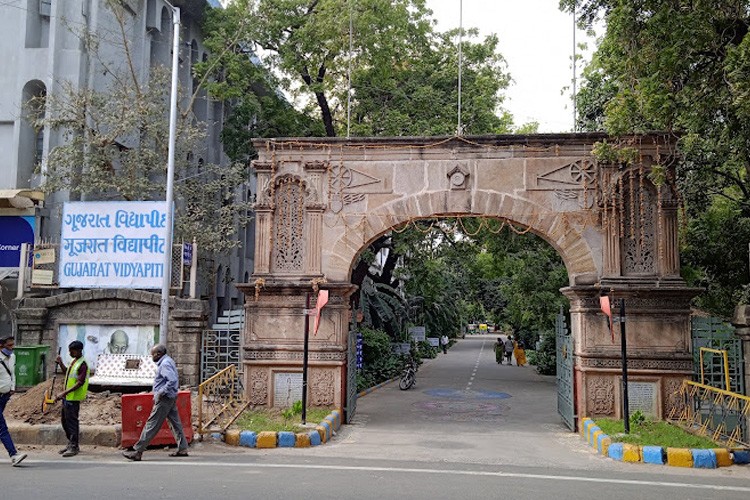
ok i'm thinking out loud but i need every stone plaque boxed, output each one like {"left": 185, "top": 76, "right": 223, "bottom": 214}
{"left": 627, "top": 381, "right": 658, "bottom": 416}
{"left": 274, "top": 372, "right": 303, "bottom": 408}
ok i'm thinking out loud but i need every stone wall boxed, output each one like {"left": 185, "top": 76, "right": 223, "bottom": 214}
{"left": 12, "top": 289, "right": 208, "bottom": 386}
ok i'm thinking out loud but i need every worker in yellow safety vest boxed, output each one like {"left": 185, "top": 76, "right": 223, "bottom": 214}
{"left": 54, "top": 341, "right": 89, "bottom": 457}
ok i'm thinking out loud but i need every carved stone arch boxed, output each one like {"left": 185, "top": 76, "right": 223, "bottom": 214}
{"left": 331, "top": 191, "right": 599, "bottom": 286}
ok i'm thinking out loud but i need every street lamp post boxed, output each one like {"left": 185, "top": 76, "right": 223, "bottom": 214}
{"left": 158, "top": 4, "right": 181, "bottom": 347}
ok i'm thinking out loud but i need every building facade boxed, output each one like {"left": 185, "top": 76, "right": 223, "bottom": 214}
{"left": 0, "top": 0, "right": 253, "bottom": 336}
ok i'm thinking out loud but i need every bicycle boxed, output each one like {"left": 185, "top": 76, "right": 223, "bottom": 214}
{"left": 399, "top": 356, "right": 417, "bottom": 390}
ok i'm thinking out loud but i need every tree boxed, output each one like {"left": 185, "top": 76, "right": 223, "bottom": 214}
{"left": 349, "top": 28, "right": 514, "bottom": 136}
{"left": 35, "top": 0, "right": 251, "bottom": 254}
{"left": 561, "top": 0, "right": 750, "bottom": 316}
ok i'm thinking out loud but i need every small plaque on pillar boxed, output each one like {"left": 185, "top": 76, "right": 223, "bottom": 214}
{"left": 274, "top": 372, "right": 303, "bottom": 408}
{"left": 627, "top": 381, "right": 658, "bottom": 417}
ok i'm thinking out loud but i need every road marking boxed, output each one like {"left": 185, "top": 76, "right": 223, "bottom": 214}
{"left": 30, "top": 460, "right": 750, "bottom": 493}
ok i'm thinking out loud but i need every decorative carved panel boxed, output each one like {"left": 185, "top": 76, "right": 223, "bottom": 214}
{"left": 273, "top": 180, "right": 304, "bottom": 272}
{"left": 311, "top": 370, "right": 336, "bottom": 406}
{"left": 580, "top": 357, "right": 693, "bottom": 371}
{"left": 622, "top": 187, "right": 656, "bottom": 275}
{"left": 587, "top": 376, "right": 615, "bottom": 415}
{"left": 663, "top": 377, "right": 687, "bottom": 417}
{"left": 249, "top": 369, "right": 269, "bottom": 405}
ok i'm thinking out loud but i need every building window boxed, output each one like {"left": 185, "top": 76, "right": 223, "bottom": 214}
{"left": 39, "top": 0, "right": 51, "bottom": 17}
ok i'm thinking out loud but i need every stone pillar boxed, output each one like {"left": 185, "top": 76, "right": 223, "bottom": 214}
{"left": 237, "top": 281, "right": 356, "bottom": 408}
{"left": 731, "top": 305, "right": 750, "bottom": 399}
{"left": 659, "top": 201, "right": 680, "bottom": 277}
{"left": 564, "top": 285, "right": 699, "bottom": 420}
{"left": 11, "top": 304, "right": 47, "bottom": 345}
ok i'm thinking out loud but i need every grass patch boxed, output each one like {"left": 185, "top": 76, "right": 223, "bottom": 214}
{"left": 595, "top": 418, "right": 719, "bottom": 449}
{"left": 235, "top": 407, "right": 333, "bottom": 433}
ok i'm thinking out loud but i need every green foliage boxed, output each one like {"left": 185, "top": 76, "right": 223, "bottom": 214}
{"left": 360, "top": 278, "right": 408, "bottom": 338}
{"left": 596, "top": 417, "right": 719, "bottom": 449}
{"left": 236, "top": 407, "right": 331, "bottom": 433}
{"left": 629, "top": 409, "right": 646, "bottom": 427}
{"left": 356, "top": 326, "right": 404, "bottom": 392}
{"left": 416, "top": 340, "right": 438, "bottom": 359}
{"left": 34, "top": 2, "right": 252, "bottom": 254}
{"left": 281, "top": 400, "right": 303, "bottom": 421}
{"left": 533, "top": 330, "right": 557, "bottom": 376}
{"left": 565, "top": 0, "right": 750, "bottom": 314}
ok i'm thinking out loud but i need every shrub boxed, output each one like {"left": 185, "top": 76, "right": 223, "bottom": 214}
{"left": 534, "top": 330, "right": 556, "bottom": 375}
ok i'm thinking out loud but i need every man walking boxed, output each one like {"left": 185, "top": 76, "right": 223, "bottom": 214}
{"left": 440, "top": 335, "right": 449, "bottom": 354}
{"left": 55, "top": 340, "right": 89, "bottom": 457}
{"left": 123, "top": 344, "right": 189, "bottom": 461}
{"left": 0, "top": 336, "right": 27, "bottom": 466}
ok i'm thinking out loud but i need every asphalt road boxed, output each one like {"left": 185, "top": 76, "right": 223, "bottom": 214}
{"left": 4, "top": 335, "right": 750, "bottom": 499}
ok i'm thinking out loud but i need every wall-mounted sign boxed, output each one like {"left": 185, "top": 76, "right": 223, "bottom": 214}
{"left": 408, "top": 326, "right": 426, "bottom": 342}
{"left": 274, "top": 372, "right": 303, "bottom": 407}
{"left": 33, "top": 248, "right": 55, "bottom": 265}
{"left": 59, "top": 201, "right": 168, "bottom": 288}
{"left": 0, "top": 216, "right": 34, "bottom": 269}
{"left": 31, "top": 269, "right": 54, "bottom": 285}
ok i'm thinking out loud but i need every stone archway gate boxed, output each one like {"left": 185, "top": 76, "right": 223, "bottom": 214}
{"left": 237, "top": 134, "right": 699, "bottom": 425}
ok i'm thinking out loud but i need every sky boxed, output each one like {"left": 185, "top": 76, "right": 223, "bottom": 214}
{"left": 425, "top": 0, "right": 597, "bottom": 133}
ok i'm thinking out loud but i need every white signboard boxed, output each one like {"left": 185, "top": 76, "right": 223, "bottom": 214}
{"left": 408, "top": 326, "right": 426, "bottom": 342}
{"left": 59, "top": 201, "right": 168, "bottom": 288}
{"left": 427, "top": 337, "right": 440, "bottom": 347}
{"left": 627, "top": 381, "right": 659, "bottom": 417}
{"left": 274, "top": 372, "right": 303, "bottom": 407}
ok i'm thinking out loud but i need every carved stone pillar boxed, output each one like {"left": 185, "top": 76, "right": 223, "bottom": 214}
{"left": 659, "top": 202, "right": 680, "bottom": 277}
{"left": 305, "top": 209, "right": 323, "bottom": 275}
{"left": 564, "top": 285, "right": 699, "bottom": 420}
{"left": 602, "top": 215, "right": 621, "bottom": 277}
{"left": 254, "top": 209, "right": 272, "bottom": 274}
{"left": 237, "top": 281, "right": 357, "bottom": 408}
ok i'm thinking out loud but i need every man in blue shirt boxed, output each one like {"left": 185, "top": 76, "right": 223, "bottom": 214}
{"left": 122, "top": 344, "right": 189, "bottom": 461}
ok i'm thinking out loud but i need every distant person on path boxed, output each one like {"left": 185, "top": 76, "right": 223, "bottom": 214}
{"left": 440, "top": 335, "right": 449, "bottom": 354}
{"left": 123, "top": 344, "right": 189, "bottom": 461}
{"left": 514, "top": 339, "right": 527, "bottom": 367}
{"left": 55, "top": 340, "right": 89, "bottom": 457}
{"left": 494, "top": 337, "right": 504, "bottom": 364}
{"left": 0, "top": 336, "right": 27, "bottom": 467}
{"left": 504, "top": 335, "right": 515, "bottom": 365}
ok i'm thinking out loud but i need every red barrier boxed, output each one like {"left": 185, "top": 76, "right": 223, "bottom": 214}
{"left": 121, "top": 391, "right": 194, "bottom": 448}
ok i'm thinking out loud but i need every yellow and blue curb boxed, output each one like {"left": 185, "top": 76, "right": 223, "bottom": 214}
{"left": 221, "top": 408, "right": 343, "bottom": 449}
{"left": 580, "top": 417, "right": 750, "bottom": 468}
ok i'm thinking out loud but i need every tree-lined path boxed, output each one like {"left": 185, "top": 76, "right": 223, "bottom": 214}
{"left": 307, "top": 335, "right": 601, "bottom": 468}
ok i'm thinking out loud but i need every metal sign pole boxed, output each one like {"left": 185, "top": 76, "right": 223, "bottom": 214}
{"left": 158, "top": 5, "right": 181, "bottom": 347}
{"left": 620, "top": 298, "right": 630, "bottom": 433}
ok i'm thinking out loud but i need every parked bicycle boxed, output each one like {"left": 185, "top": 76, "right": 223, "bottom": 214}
{"left": 399, "top": 356, "right": 417, "bottom": 390}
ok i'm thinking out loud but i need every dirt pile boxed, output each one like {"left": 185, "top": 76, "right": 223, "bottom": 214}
{"left": 6, "top": 380, "right": 121, "bottom": 425}
{"left": 6, "top": 381, "right": 201, "bottom": 426}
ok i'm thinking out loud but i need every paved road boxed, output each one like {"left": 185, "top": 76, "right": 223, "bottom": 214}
{"left": 4, "top": 335, "right": 750, "bottom": 499}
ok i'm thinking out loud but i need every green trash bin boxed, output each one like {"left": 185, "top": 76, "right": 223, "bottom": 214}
{"left": 14, "top": 345, "right": 50, "bottom": 387}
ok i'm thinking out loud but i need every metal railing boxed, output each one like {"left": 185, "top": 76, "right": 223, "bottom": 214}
{"left": 197, "top": 365, "right": 250, "bottom": 436}
{"left": 668, "top": 347, "right": 750, "bottom": 447}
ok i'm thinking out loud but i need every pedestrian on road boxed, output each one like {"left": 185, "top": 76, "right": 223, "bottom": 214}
{"left": 55, "top": 340, "right": 89, "bottom": 457}
{"left": 440, "top": 335, "right": 449, "bottom": 354}
{"left": 123, "top": 344, "right": 189, "bottom": 461}
{"left": 514, "top": 339, "right": 527, "bottom": 367}
{"left": 504, "top": 335, "right": 514, "bottom": 365}
{"left": 494, "top": 337, "right": 504, "bottom": 364}
{"left": 0, "top": 335, "right": 27, "bottom": 467}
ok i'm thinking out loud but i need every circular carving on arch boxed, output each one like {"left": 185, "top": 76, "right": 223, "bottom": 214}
{"left": 569, "top": 160, "right": 596, "bottom": 183}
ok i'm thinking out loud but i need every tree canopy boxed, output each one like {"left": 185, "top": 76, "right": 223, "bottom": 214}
{"left": 561, "top": 0, "right": 750, "bottom": 315}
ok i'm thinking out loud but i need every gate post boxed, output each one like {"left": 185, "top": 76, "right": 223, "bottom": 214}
{"left": 237, "top": 281, "right": 357, "bottom": 409}
{"left": 564, "top": 285, "right": 698, "bottom": 421}
{"left": 732, "top": 305, "right": 750, "bottom": 397}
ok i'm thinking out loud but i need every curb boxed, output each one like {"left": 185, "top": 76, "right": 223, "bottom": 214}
{"left": 222, "top": 408, "right": 343, "bottom": 449}
{"left": 358, "top": 377, "right": 399, "bottom": 398}
{"left": 579, "top": 417, "right": 750, "bottom": 468}
{"left": 9, "top": 423, "right": 122, "bottom": 447}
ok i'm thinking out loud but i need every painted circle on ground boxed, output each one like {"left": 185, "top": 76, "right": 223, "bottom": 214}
{"left": 413, "top": 400, "right": 510, "bottom": 422}
{"left": 422, "top": 388, "right": 512, "bottom": 400}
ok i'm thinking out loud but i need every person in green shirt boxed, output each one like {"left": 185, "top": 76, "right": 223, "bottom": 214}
{"left": 54, "top": 340, "right": 89, "bottom": 457}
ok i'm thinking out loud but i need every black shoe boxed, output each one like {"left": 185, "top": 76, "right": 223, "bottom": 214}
{"left": 122, "top": 450, "right": 142, "bottom": 461}
{"left": 62, "top": 448, "right": 78, "bottom": 457}
{"left": 58, "top": 446, "right": 70, "bottom": 455}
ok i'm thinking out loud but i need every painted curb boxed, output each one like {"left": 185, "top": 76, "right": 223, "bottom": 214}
{"left": 579, "top": 417, "right": 748, "bottom": 469}
{"left": 225, "top": 407, "right": 343, "bottom": 449}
